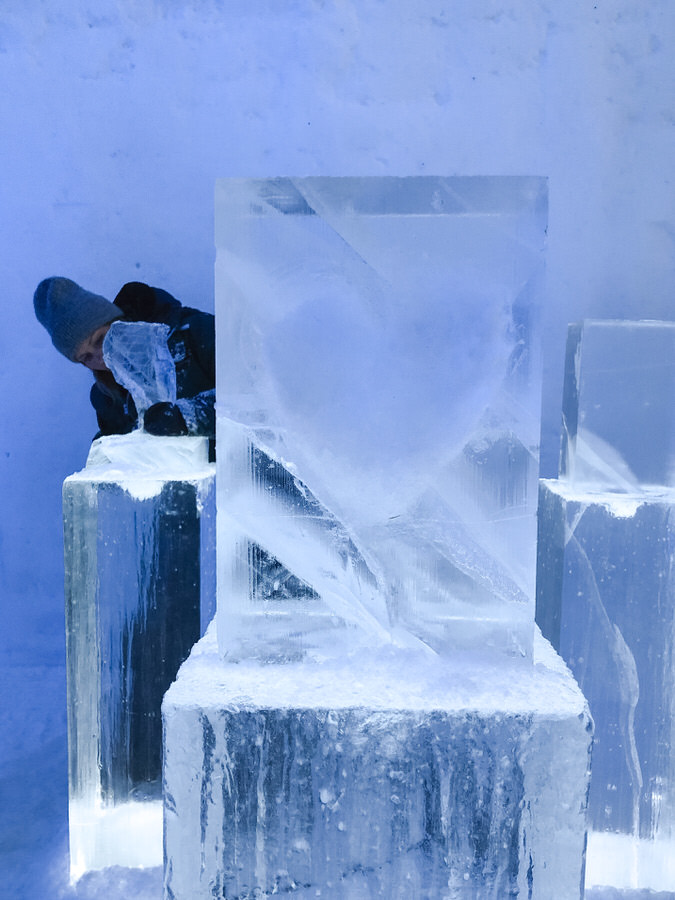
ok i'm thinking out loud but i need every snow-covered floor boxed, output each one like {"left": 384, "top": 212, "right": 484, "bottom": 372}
{"left": 1, "top": 641, "right": 673, "bottom": 899}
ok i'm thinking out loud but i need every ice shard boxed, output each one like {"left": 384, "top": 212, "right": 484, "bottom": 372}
{"left": 63, "top": 433, "right": 215, "bottom": 878}
{"left": 163, "top": 625, "right": 591, "bottom": 900}
{"left": 215, "top": 176, "right": 548, "bottom": 660}
{"left": 536, "top": 319, "right": 675, "bottom": 892}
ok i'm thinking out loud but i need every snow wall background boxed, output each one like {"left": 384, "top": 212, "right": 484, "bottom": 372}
{"left": 2, "top": 0, "right": 675, "bottom": 747}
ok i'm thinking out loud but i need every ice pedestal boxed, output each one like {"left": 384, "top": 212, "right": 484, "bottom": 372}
{"left": 536, "top": 479, "right": 675, "bottom": 890}
{"left": 560, "top": 319, "right": 675, "bottom": 489}
{"left": 163, "top": 626, "right": 591, "bottom": 900}
{"left": 536, "top": 319, "right": 675, "bottom": 892}
{"left": 63, "top": 433, "right": 215, "bottom": 878}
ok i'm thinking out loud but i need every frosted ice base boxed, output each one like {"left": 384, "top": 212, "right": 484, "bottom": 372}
{"left": 536, "top": 479, "right": 675, "bottom": 890}
{"left": 215, "top": 176, "right": 547, "bottom": 661}
{"left": 163, "top": 626, "right": 591, "bottom": 900}
{"left": 63, "top": 433, "right": 215, "bottom": 878}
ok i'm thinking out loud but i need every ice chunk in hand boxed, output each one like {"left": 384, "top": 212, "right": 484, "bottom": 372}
{"left": 103, "top": 320, "right": 176, "bottom": 416}
{"left": 537, "top": 319, "right": 675, "bottom": 890}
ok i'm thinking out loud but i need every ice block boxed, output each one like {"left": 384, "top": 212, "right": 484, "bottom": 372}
{"left": 163, "top": 625, "right": 591, "bottom": 900}
{"left": 215, "top": 176, "right": 548, "bottom": 661}
{"left": 536, "top": 318, "right": 675, "bottom": 892}
{"left": 63, "top": 433, "right": 215, "bottom": 879}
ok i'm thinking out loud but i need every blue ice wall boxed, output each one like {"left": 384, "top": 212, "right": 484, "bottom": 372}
{"left": 1, "top": 0, "right": 675, "bottom": 662}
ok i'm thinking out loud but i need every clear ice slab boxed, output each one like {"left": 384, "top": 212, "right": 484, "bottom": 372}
{"left": 103, "top": 320, "right": 177, "bottom": 417}
{"left": 163, "top": 626, "right": 591, "bottom": 900}
{"left": 215, "top": 176, "right": 548, "bottom": 660}
{"left": 560, "top": 319, "right": 675, "bottom": 489}
{"left": 63, "top": 433, "right": 215, "bottom": 878}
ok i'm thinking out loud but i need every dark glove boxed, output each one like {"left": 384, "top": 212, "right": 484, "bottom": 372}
{"left": 143, "top": 402, "right": 189, "bottom": 436}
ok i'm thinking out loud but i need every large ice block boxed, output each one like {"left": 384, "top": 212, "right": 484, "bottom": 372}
{"left": 63, "top": 433, "right": 215, "bottom": 878}
{"left": 560, "top": 319, "right": 675, "bottom": 489}
{"left": 536, "top": 478, "right": 675, "bottom": 890}
{"left": 215, "top": 176, "right": 548, "bottom": 660}
{"left": 163, "top": 625, "right": 591, "bottom": 900}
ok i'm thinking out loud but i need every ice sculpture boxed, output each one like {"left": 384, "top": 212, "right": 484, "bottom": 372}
{"left": 103, "top": 320, "right": 176, "bottom": 417}
{"left": 162, "top": 177, "right": 592, "bottom": 898}
{"left": 215, "top": 176, "right": 549, "bottom": 660}
{"left": 63, "top": 433, "right": 215, "bottom": 878}
{"left": 536, "top": 319, "right": 675, "bottom": 892}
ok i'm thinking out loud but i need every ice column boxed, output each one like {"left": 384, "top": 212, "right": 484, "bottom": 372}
{"left": 536, "top": 319, "right": 675, "bottom": 892}
{"left": 64, "top": 433, "right": 215, "bottom": 879}
{"left": 163, "top": 177, "right": 592, "bottom": 898}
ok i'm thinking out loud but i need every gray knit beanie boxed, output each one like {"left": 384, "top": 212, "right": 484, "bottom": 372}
{"left": 33, "top": 277, "right": 123, "bottom": 361}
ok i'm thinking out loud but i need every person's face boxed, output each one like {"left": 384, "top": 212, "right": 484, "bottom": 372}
{"left": 74, "top": 323, "right": 111, "bottom": 371}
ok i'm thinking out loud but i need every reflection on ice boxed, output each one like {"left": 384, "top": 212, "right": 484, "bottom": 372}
{"left": 215, "top": 176, "right": 547, "bottom": 661}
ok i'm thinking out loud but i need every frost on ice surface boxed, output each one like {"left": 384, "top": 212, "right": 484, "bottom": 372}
{"left": 103, "top": 320, "right": 176, "bottom": 416}
{"left": 215, "top": 176, "right": 547, "bottom": 661}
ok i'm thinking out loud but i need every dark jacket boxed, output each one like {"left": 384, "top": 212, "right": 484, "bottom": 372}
{"left": 90, "top": 282, "right": 215, "bottom": 439}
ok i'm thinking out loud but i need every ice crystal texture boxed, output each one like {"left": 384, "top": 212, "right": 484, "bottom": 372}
{"left": 215, "top": 176, "right": 548, "bottom": 661}
{"left": 103, "top": 320, "right": 176, "bottom": 416}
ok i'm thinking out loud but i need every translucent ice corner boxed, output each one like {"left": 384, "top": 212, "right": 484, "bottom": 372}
{"left": 560, "top": 319, "right": 675, "bottom": 490}
{"left": 103, "top": 320, "right": 177, "bottom": 417}
{"left": 215, "top": 176, "right": 548, "bottom": 661}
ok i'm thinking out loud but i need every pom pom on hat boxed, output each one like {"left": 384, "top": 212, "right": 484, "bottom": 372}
{"left": 33, "top": 277, "right": 122, "bottom": 361}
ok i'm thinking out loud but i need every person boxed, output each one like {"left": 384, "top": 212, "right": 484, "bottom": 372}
{"left": 33, "top": 277, "right": 215, "bottom": 442}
